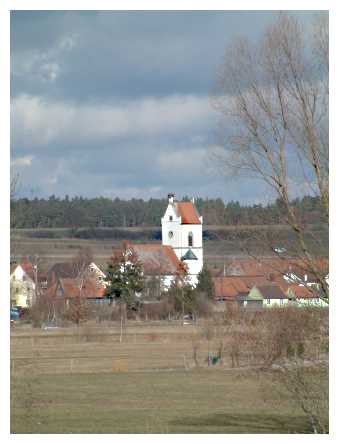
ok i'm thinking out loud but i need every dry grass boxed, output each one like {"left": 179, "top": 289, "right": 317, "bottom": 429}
{"left": 11, "top": 368, "right": 313, "bottom": 433}
{"left": 11, "top": 322, "right": 227, "bottom": 374}
{"left": 11, "top": 313, "right": 328, "bottom": 433}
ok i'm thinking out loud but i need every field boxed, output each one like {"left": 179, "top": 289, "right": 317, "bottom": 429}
{"left": 11, "top": 322, "right": 319, "bottom": 434}
{"left": 10, "top": 224, "right": 328, "bottom": 271}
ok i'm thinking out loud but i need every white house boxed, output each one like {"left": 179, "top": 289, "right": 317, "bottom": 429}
{"left": 88, "top": 262, "right": 107, "bottom": 286}
{"left": 161, "top": 193, "right": 203, "bottom": 285}
{"left": 10, "top": 263, "right": 37, "bottom": 307}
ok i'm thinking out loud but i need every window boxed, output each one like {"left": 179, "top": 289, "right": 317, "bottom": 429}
{"left": 266, "top": 299, "right": 270, "bottom": 305}
{"left": 168, "top": 231, "right": 173, "bottom": 239}
{"left": 188, "top": 232, "right": 193, "bottom": 247}
{"left": 169, "top": 216, "right": 173, "bottom": 221}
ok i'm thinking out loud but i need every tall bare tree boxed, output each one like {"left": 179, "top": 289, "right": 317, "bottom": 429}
{"left": 212, "top": 13, "right": 329, "bottom": 301}
{"left": 69, "top": 248, "right": 94, "bottom": 325}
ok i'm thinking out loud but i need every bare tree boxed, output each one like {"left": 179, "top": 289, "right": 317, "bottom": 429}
{"left": 10, "top": 172, "right": 19, "bottom": 201}
{"left": 68, "top": 248, "right": 94, "bottom": 326}
{"left": 273, "top": 360, "right": 328, "bottom": 433}
{"left": 26, "top": 254, "right": 43, "bottom": 305}
{"left": 212, "top": 13, "right": 329, "bottom": 301}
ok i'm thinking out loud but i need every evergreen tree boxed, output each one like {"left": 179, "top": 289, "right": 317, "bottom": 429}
{"left": 105, "top": 241, "right": 144, "bottom": 306}
{"left": 196, "top": 265, "right": 215, "bottom": 299}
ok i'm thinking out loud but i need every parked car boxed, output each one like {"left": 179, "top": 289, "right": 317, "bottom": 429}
{"left": 10, "top": 307, "right": 20, "bottom": 321}
{"left": 183, "top": 314, "right": 194, "bottom": 325}
{"left": 273, "top": 246, "right": 287, "bottom": 254}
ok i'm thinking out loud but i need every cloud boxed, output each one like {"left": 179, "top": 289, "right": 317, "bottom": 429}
{"left": 157, "top": 147, "right": 207, "bottom": 172}
{"left": 102, "top": 186, "right": 164, "bottom": 200}
{"left": 11, "top": 33, "right": 78, "bottom": 83}
{"left": 11, "top": 155, "right": 34, "bottom": 167}
{"left": 11, "top": 94, "right": 215, "bottom": 148}
{"left": 10, "top": 11, "right": 319, "bottom": 202}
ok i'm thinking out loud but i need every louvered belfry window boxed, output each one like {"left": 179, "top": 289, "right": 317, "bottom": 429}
{"left": 188, "top": 232, "right": 193, "bottom": 247}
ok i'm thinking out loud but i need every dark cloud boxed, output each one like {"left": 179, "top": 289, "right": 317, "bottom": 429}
{"left": 11, "top": 11, "right": 317, "bottom": 203}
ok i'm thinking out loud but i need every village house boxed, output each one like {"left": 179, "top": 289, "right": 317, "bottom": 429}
{"left": 10, "top": 263, "right": 47, "bottom": 308}
{"left": 212, "top": 270, "right": 327, "bottom": 310}
{"left": 245, "top": 284, "right": 292, "bottom": 309}
{"left": 225, "top": 257, "right": 329, "bottom": 288}
{"left": 48, "top": 261, "right": 106, "bottom": 286}
{"left": 46, "top": 261, "right": 107, "bottom": 308}
{"left": 286, "top": 284, "right": 328, "bottom": 307}
{"left": 47, "top": 276, "right": 106, "bottom": 308}
{"left": 122, "top": 242, "right": 182, "bottom": 290}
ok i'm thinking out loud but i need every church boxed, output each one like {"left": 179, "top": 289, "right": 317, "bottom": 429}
{"left": 124, "top": 193, "right": 204, "bottom": 287}
{"left": 161, "top": 193, "right": 203, "bottom": 285}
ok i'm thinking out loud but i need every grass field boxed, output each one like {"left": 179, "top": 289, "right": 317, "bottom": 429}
{"left": 11, "top": 370, "right": 312, "bottom": 434}
{"left": 11, "top": 323, "right": 316, "bottom": 434}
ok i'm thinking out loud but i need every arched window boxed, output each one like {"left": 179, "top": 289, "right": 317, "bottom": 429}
{"left": 188, "top": 232, "right": 193, "bottom": 247}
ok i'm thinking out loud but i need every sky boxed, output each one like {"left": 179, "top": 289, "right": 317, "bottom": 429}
{"left": 10, "top": 10, "right": 318, "bottom": 203}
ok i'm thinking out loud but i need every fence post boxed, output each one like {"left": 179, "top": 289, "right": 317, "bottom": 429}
{"left": 183, "top": 354, "right": 188, "bottom": 371}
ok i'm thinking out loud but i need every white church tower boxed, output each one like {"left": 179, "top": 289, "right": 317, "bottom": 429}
{"left": 161, "top": 193, "right": 203, "bottom": 285}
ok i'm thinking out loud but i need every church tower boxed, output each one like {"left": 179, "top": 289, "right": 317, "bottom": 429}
{"left": 161, "top": 193, "right": 203, "bottom": 285}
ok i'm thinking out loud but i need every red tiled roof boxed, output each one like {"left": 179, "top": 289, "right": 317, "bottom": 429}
{"left": 20, "top": 263, "right": 33, "bottom": 273}
{"left": 176, "top": 202, "right": 201, "bottom": 224}
{"left": 128, "top": 243, "right": 181, "bottom": 275}
{"left": 213, "top": 277, "right": 249, "bottom": 300}
{"left": 227, "top": 259, "right": 288, "bottom": 277}
{"left": 15, "top": 263, "right": 47, "bottom": 283}
{"left": 226, "top": 257, "right": 328, "bottom": 281}
{"left": 255, "top": 285, "right": 287, "bottom": 299}
{"left": 240, "top": 275, "right": 289, "bottom": 291}
{"left": 59, "top": 278, "right": 106, "bottom": 299}
{"left": 213, "top": 274, "right": 290, "bottom": 301}
{"left": 288, "top": 284, "right": 314, "bottom": 299}
{"left": 19, "top": 263, "right": 35, "bottom": 280}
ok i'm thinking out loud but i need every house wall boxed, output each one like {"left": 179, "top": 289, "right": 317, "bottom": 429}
{"left": 10, "top": 278, "right": 34, "bottom": 308}
{"left": 263, "top": 298, "right": 290, "bottom": 308}
{"left": 295, "top": 298, "right": 328, "bottom": 308}
{"left": 247, "top": 287, "right": 262, "bottom": 301}
{"left": 247, "top": 286, "right": 291, "bottom": 308}
{"left": 13, "top": 266, "right": 25, "bottom": 280}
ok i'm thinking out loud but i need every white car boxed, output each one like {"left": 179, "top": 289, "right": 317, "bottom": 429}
{"left": 273, "top": 247, "right": 286, "bottom": 254}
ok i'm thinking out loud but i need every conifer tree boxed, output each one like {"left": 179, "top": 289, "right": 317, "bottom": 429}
{"left": 196, "top": 265, "right": 215, "bottom": 300}
{"left": 105, "top": 241, "right": 144, "bottom": 306}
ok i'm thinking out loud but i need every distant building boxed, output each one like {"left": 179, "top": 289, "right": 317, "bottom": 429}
{"left": 286, "top": 284, "right": 328, "bottom": 307}
{"left": 10, "top": 263, "right": 47, "bottom": 308}
{"left": 47, "top": 277, "right": 106, "bottom": 306}
{"left": 124, "top": 242, "right": 181, "bottom": 288}
{"left": 161, "top": 193, "right": 203, "bottom": 285}
{"left": 48, "top": 261, "right": 106, "bottom": 287}
{"left": 246, "top": 284, "right": 291, "bottom": 309}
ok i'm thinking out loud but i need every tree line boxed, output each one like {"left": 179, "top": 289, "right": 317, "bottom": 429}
{"left": 10, "top": 194, "right": 326, "bottom": 229}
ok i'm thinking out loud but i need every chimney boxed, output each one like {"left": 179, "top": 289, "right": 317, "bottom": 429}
{"left": 168, "top": 193, "right": 175, "bottom": 204}
{"left": 191, "top": 196, "right": 195, "bottom": 204}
